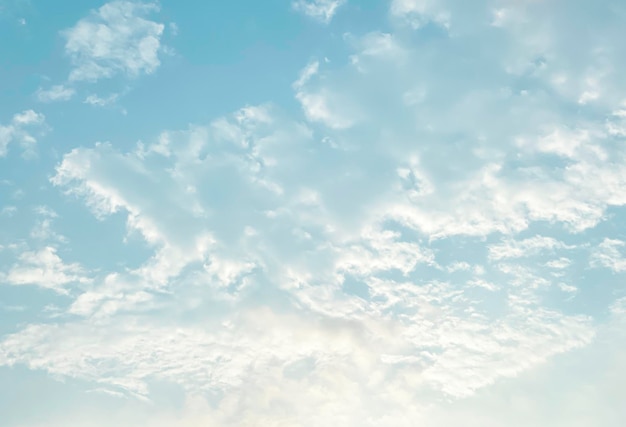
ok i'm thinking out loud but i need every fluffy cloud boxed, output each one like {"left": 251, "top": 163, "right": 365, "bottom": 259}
{"left": 63, "top": 1, "right": 165, "bottom": 82}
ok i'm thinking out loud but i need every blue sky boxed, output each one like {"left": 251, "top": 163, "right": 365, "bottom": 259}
{"left": 1, "top": 0, "right": 626, "bottom": 425}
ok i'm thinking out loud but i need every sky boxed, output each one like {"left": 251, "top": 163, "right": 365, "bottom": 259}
{"left": 1, "top": 0, "right": 626, "bottom": 425}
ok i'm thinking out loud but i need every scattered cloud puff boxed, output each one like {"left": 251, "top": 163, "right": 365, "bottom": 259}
{"left": 63, "top": 1, "right": 165, "bottom": 82}
{"left": 84, "top": 93, "right": 120, "bottom": 107}
{"left": 390, "top": 0, "right": 450, "bottom": 29}
{"left": 292, "top": 0, "right": 346, "bottom": 23}
{"left": 1, "top": 246, "right": 90, "bottom": 294}
{"left": 591, "top": 239, "right": 626, "bottom": 273}
{"left": 36, "top": 84, "right": 75, "bottom": 102}
{"left": 30, "top": 1, "right": 168, "bottom": 106}
{"left": 0, "top": 110, "right": 46, "bottom": 157}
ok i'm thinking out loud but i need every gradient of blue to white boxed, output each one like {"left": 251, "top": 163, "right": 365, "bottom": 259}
{"left": 1, "top": 0, "right": 625, "bottom": 425}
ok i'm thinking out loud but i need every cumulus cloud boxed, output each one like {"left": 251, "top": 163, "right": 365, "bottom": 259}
{"left": 63, "top": 1, "right": 165, "bottom": 82}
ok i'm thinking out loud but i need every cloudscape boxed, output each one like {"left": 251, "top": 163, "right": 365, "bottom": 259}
{"left": 1, "top": 0, "right": 625, "bottom": 426}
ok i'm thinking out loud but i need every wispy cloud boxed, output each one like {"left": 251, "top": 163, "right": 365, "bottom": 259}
{"left": 390, "top": 0, "right": 450, "bottom": 29}
{"left": 591, "top": 238, "right": 626, "bottom": 273}
{"left": 293, "top": 61, "right": 357, "bottom": 129}
{"left": 0, "top": 110, "right": 46, "bottom": 157}
{"left": 3, "top": 246, "right": 90, "bottom": 294}
{"left": 36, "top": 84, "right": 75, "bottom": 102}
{"left": 292, "top": 0, "right": 346, "bottom": 23}
{"left": 84, "top": 93, "right": 120, "bottom": 107}
{"left": 488, "top": 236, "right": 574, "bottom": 261}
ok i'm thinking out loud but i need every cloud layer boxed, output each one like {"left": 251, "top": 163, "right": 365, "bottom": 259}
{"left": 2, "top": 0, "right": 626, "bottom": 426}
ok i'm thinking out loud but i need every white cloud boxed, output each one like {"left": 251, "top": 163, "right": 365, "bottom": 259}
{"left": 295, "top": 90, "right": 355, "bottom": 129}
{"left": 590, "top": 238, "right": 626, "bottom": 273}
{"left": 36, "top": 84, "right": 75, "bottom": 102}
{"left": 292, "top": 0, "right": 345, "bottom": 23}
{"left": 29, "top": 206, "right": 67, "bottom": 243}
{"left": 3, "top": 246, "right": 90, "bottom": 293}
{"left": 467, "top": 278, "right": 499, "bottom": 291}
{"left": 293, "top": 60, "right": 319, "bottom": 89}
{"left": 63, "top": 1, "right": 165, "bottom": 82}
{"left": 546, "top": 257, "right": 572, "bottom": 269}
{"left": 0, "top": 109, "right": 45, "bottom": 157}
{"left": 336, "top": 226, "right": 435, "bottom": 277}
{"left": 11, "top": 109, "right": 44, "bottom": 126}
{"left": 0, "top": 284, "right": 594, "bottom": 408}
{"left": 488, "top": 236, "right": 574, "bottom": 261}
{"left": 446, "top": 261, "right": 471, "bottom": 272}
{"left": 3, "top": 314, "right": 623, "bottom": 427}
{"left": 294, "top": 61, "right": 357, "bottom": 129}
{"left": 390, "top": 0, "right": 450, "bottom": 29}
{"left": 17, "top": 98, "right": 593, "bottom": 410}
{"left": 84, "top": 93, "right": 120, "bottom": 107}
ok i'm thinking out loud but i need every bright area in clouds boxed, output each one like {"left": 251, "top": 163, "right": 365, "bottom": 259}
{"left": 1, "top": 0, "right": 625, "bottom": 426}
